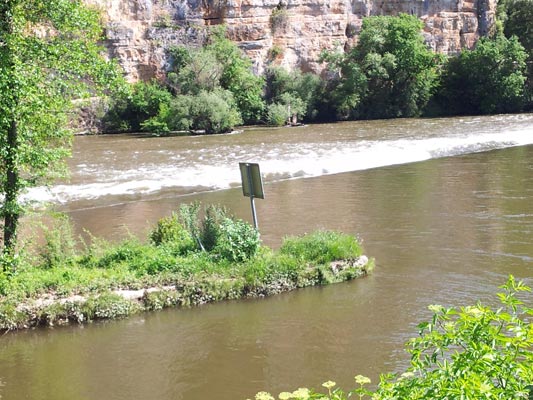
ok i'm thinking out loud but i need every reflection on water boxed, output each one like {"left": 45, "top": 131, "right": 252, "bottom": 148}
{"left": 2, "top": 117, "right": 533, "bottom": 400}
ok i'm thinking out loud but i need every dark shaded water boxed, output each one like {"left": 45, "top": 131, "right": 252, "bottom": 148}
{"left": 1, "top": 116, "right": 533, "bottom": 399}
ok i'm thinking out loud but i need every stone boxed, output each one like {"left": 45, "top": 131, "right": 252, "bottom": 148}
{"left": 86, "top": 0, "right": 496, "bottom": 81}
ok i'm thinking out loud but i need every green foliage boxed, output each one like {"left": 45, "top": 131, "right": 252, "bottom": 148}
{"left": 267, "top": 103, "right": 290, "bottom": 126}
{"left": 38, "top": 214, "right": 77, "bottom": 269}
{"left": 321, "top": 14, "right": 440, "bottom": 119}
{"left": 165, "top": 27, "right": 265, "bottom": 125}
{"left": 168, "top": 47, "right": 223, "bottom": 95}
{"left": 205, "top": 27, "right": 266, "bottom": 123}
{"left": 189, "top": 89, "right": 243, "bottom": 134}
{"left": 320, "top": 49, "right": 366, "bottom": 120}
{"left": 503, "top": 0, "right": 533, "bottom": 53}
{"left": 149, "top": 212, "right": 196, "bottom": 254}
{"left": 254, "top": 276, "right": 533, "bottom": 400}
{"left": 437, "top": 35, "right": 527, "bottom": 115}
{"left": 201, "top": 204, "right": 229, "bottom": 251}
{"left": 85, "top": 293, "right": 140, "bottom": 320}
{"left": 104, "top": 81, "right": 173, "bottom": 133}
{"left": 375, "top": 276, "right": 533, "bottom": 398}
{"left": 280, "top": 230, "right": 362, "bottom": 264}
{"left": 0, "top": 203, "right": 369, "bottom": 330}
{"left": 0, "top": 0, "right": 120, "bottom": 263}
{"left": 265, "top": 66, "right": 325, "bottom": 123}
{"left": 143, "top": 289, "right": 181, "bottom": 311}
{"left": 355, "top": 14, "right": 440, "bottom": 118}
{"left": 0, "top": 300, "right": 27, "bottom": 331}
{"left": 501, "top": 0, "right": 533, "bottom": 107}
{"left": 176, "top": 202, "right": 258, "bottom": 260}
{"left": 214, "top": 218, "right": 261, "bottom": 262}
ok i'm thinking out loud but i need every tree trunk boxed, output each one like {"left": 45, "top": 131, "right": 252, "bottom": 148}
{"left": 3, "top": 119, "right": 19, "bottom": 267}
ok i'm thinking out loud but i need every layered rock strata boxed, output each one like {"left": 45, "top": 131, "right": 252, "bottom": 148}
{"left": 86, "top": 0, "right": 496, "bottom": 81}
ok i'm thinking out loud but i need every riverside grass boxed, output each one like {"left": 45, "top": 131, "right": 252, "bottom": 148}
{"left": 0, "top": 215, "right": 372, "bottom": 331}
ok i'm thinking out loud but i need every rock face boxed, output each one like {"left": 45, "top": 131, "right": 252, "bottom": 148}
{"left": 86, "top": 0, "right": 497, "bottom": 81}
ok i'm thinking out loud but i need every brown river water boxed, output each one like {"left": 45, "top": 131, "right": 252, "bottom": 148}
{"left": 2, "top": 115, "right": 533, "bottom": 399}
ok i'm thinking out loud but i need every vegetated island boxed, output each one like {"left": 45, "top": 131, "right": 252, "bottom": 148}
{"left": 0, "top": 204, "right": 373, "bottom": 332}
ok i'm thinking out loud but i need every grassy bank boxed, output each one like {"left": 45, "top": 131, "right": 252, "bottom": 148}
{"left": 0, "top": 205, "right": 372, "bottom": 331}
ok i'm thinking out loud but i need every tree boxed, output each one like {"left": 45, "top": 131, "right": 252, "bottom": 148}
{"left": 104, "top": 81, "right": 172, "bottom": 133}
{"left": 320, "top": 14, "right": 440, "bottom": 120}
{"left": 503, "top": 0, "right": 533, "bottom": 107}
{"left": 188, "top": 89, "right": 242, "bottom": 134}
{"left": 0, "top": 0, "right": 119, "bottom": 269}
{"left": 437, "top": 35, "right": 527, "bottom": 115}
{"left": 166, "top": 27, "right": 265, "bottom": 124}
{"left": 205, "top": 27, "right": 265, "bottom": 124}
{"left": 354, "top": 14, "right": 441, "bottom": 119}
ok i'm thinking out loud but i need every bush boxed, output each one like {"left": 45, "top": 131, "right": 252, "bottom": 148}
{"left": 103, "top": 81, "right": 172, "bottom": 133}
{"left": 280, "top": 230, "right": 362, "bottom": 264}
{"left": 374, "top": 276, "right": 533, "bottom": 398}
{"left": 149, "top": 212, "right": 195, "bottom": 254}
{"left": 436, "top": 35, "right": 527, "bottom": 115}
{"left": 267, "top": 102, "right": 289, "bottom": 126}
{"left": 39, "top": 214, "right": 78, "bottom": 269}
{"left": 189, "top": 89, "right": 243, "bottom": 134}
{"left": 270, "top": 5, "right": 289, "bottom": 34}
{"left": 85, "top": 293, "right": 140, "bottom": 320}
{"left": 201, "top": 204, "right": 230, "bottom": 251}
{"left": 253, "top": 276, "right": 533, "bottom": 400}
{"left": 214, "top": 218, "right": 260, "bottom": 262}
{"left": 265, "top": 66, "right": 326, "bottom": 123}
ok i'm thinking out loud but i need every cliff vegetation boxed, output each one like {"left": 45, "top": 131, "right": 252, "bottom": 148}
{"left": 100, "top": 11, "right": 532, "bottom": 135}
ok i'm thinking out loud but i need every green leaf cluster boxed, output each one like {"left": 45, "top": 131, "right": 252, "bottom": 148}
{"left": 264, "top": 66, "right": 324, "bottom": 124}
{"left": 105, "top": 26, "right": 260, "bottom": 134}
{"left": 436, "top": 35, "right": 528, "bottom": 115}
{"left": 0, "top": 0, "right": 120, "bottom": 262}
{"left": 323, "top": 14, "right": 441, "bottom": 120}
{"left": 253, "top": 276, "right": 533, "bottom": 400}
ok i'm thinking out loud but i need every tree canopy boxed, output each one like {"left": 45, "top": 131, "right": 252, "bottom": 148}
{"left": 437, "top": 35, "right": 527, "bottom": 115}
{"left": 0, "top": 0, "right": 119, "bottom": 268}
{"left": 322, "top": 14, "right": 441, "bottom": 119}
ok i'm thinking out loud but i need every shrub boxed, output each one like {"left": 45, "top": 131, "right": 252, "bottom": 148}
{"left": 270, "top": 5, "right": 289, "bottom": 34}
{"left": 373, "top": 276, "right": 533, "bottom": 398}
{"left": 103, "top": 81, "right": 173, "bottom": 133}
{"left": 214, "top": 218, "right": 260, "bottom": 262}
{"left": 189, "top": 89, "right": 243, "bottom": 134}
{"left": 0, "top": 301, "right": 27, "bottom": 331}
{"left": 436, "top": 35, "right": 527, "bottom": 115}
{"left": 267, "top": 102, "right": 289, "bottom": 126}
{"left": 253, "top": 276, "right": 533, "bottom": 400}
{"left": 265, "top": 66, "right": 325, "bottom": 122}
{"left": 38, "top": 214, "right": 78, "bottom": 269}
{"left": 201, "top": 204, "right": 230, "bottom": 251}
{"left": 149, "top": 212, "right": 195, "bottom": 254}
{"left": 178, "top": 202, "right": 203, "bottom": 249}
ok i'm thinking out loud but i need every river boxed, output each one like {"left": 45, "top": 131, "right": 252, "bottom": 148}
{"left": 1, "top": 114, "right": 533, "bottom": 399}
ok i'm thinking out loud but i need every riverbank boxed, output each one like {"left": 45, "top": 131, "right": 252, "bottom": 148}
{"left": 0, "top": 225, "right": 372, "bottom": 332}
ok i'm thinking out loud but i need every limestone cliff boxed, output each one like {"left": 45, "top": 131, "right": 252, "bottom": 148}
{"left": 86, "top": 0, "right": 497, "bottom": 82}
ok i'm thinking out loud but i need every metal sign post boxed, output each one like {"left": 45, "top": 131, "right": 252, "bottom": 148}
{"left": 239, "top": 163, "right": 264, "bottom": 230}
